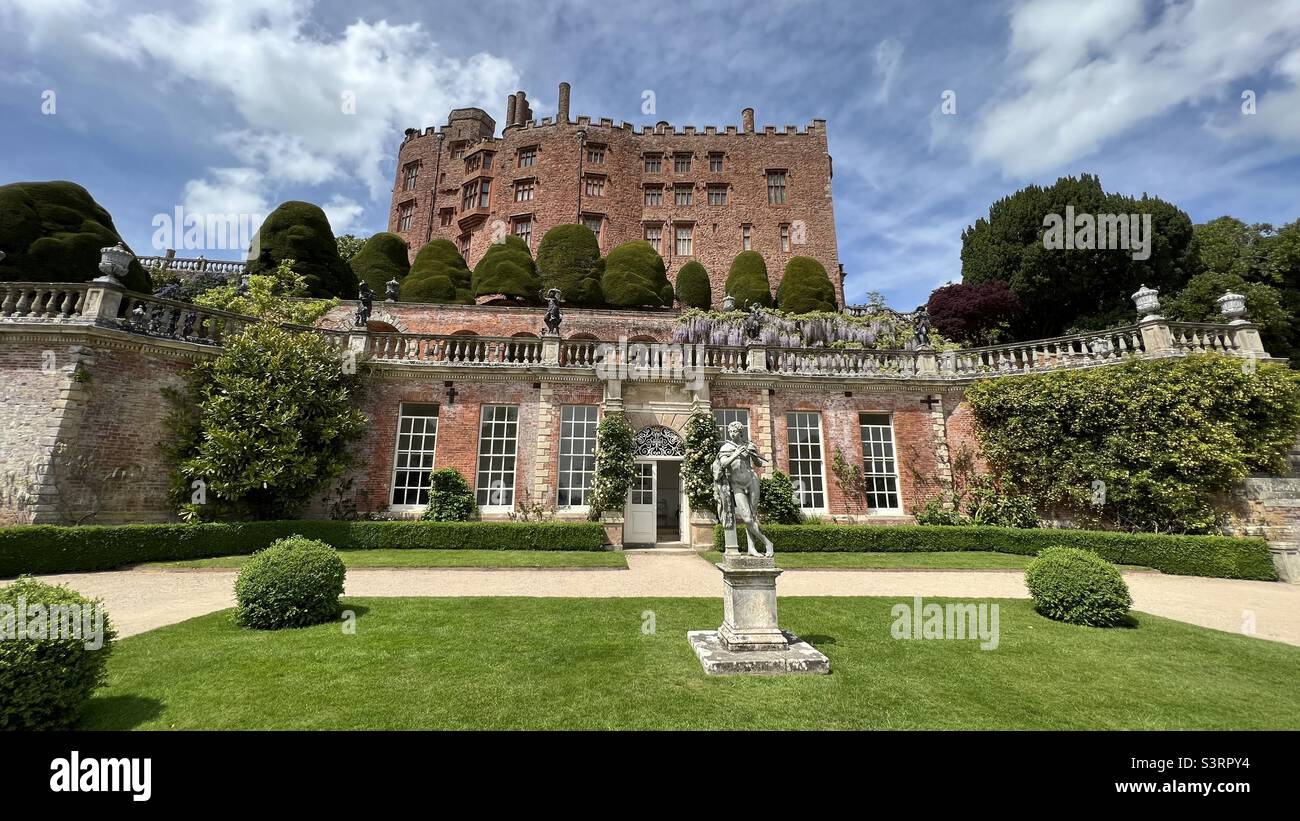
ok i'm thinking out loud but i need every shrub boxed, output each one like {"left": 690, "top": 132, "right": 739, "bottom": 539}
{"left": 402, "top": 239, "right": 473, "bottom": 303}
{"left": 914, "top": 497, "right": 966, "bottom": 526}
{"left": 725, "top": 251, "right": 773, "bottom": 308}
{"left": 926, "top": 281, "right": 1023, "bottom": 345}
{"left": 601, "top": 241, "right": 674, "bottom": 307}
{"left": 0, "top": 180, "right": 150, "bottom": 292}
{"left": 193, "top": 258, "right": 337, "bottom": 326}
{"left": 589, "top": 412, "right": 636, "bottom": 517}
{"left": 349, "top": 232, "right": 411, "bottom": 296}
{"left": 473, "top": 235, "right": 541, "bottom": 301}
{"left": 234, "top": 536, "right": 347, "bottom": 629}
{"left": 1024, "top": 546, "right": 1133, "bottom": 627}
{"left": 536, "top": 224, "right": 604, "bottom": 306}
{"left": 758, "top": 470, "right": 804, "bottom": 524}
{"left": 710, "top": 522, "right": 1276, "bottom": 580}
{"left": 776, "top": 256, "right": 837, "bottom": 313}
{"left": 246, "top": 200, "right": 356, "bottom": 298}
{"left": 421, "top": 468, "right": 476, "bottom": 522}
{"left": 163, "top": 323, "right": 368, "bottom": 520}
{"left": 682, "top": 411, "right": 720, "bottom": 514}
{"left": 0, "top": 576, "right": 116, "bottom": 729}
{"left": 967, "top": 355, "right": 1300, "bottom": 533}
{"left": 675, "top": 261, "right": 712, "bottom": 309}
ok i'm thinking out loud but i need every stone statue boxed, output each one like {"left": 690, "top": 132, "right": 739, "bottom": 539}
{"left": 743, "top": 302, "right": 764, "bottom": 341}
{"left": 712, "top": 421, "right": 774, "bottom": 557}
{"left": 355, "top": 282, "right": 374, "bottom": 327}
{"left": 912, "top": 305, "right": 931, "bottom": 349}
{"left": 543, "top": 288, "right": 562, "bottom": 335}
{"left": 385, "top": 278, "right": 400, "bottom": 302}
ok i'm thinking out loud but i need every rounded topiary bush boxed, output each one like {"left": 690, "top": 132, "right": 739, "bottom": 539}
{"left": 1024, "top": 546, "right": 1132, "bottom": 627}
{"left": 675, "top": 260, "right": 712, "bottom": 309}
{"left": 473, "top": 234, "right": 541, "bottom": 302}
{"left": 536, "top": 223, "right": 604, "bottom": 306}
{"left": 349, "top": 231, "right": 410, "bottom": 296}
{"left": 725, "top": 250, "right": 773, "bottom": 309}
{"left": 401, "top": 239, "right": 473, "bottom": 303}
{"left": 246, "top": 200, "right": 356, "bottom": 298}
{"left": 421, "top": 468, "right": 477, "bottom": 521}
{"left": 601, "top": 241, "right": 674, "bottom": 307}
{"left": 234, "top": 536, "right": 346, "bottom": 630}
{"left": 776, "top": 256, "right": 837, "bottom": 313}
{"left": 0, "top": 576, "right": 116, "bottom": 730}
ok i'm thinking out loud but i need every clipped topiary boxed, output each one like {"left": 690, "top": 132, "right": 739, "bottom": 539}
{"left": 1024, "top": 546, "right": 1132, "bottom": 627}
{"left": 234, "top": 536, "right": 346, "bottom": 630}
{"left": 536, "top": 224, "right": 605, "bottom": 306}
{"left": 401, "top": 239, "right": 473, "bottom": 303}
{"left": 473, "top": 234, "right": 542, "bottom": 302}
{"left": 349, "top": 232, "right": 410, "bottom": 295}
{"left": 777, "top": 256, "right": 837, "bottom": 313}
{"left": 601, "top": 241, "right": 674, "bottom": 308}
{"left": 421, "top": 468, "right": 477, "bottom": 521}
{"left": 246, "top": 200, "right": 356, "bottom": 298}
{"left": 725, "top": 250, "right": 774, "bottom": 308}
{"left": 0, "top": 180, "right": 150, "bottom": 292}
{"left": 758, "top": 470, "right": 804, "bottom": 524}
{"left": 0, "top": 576, "right": 116, "bottom": 729}
{"left": 675, "top": 260, "right": 712, "bottom": 309}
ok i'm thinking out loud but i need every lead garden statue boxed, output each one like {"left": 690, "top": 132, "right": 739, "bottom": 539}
{"left": 713, "top": 421, "right": 773, "bottom": 557}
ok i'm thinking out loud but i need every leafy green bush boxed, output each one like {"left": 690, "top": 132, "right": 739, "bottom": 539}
{"left": 421, "top": 468, "right": 476, "bottom": 521}
{"left": 682, "top": 411, "right": 720, "bottom": 514}
{"left": 0, "top": 180, "right": 150, "bottom": 292}
{"left": 536, "top": 224, "right": 604, "bottom": 306}
{"left": 193, "top": 258, "right": 337, "bottom": 326}
{"left": 967, "top": 355, "right": 1300, "bottom": 533}
{"left": 0, "top": 576, "right": 115, "bottom": 729}
{"left": 758, "top": 470, "right": 804, "bottom": 524}
{"left": 710, "top": 522, "right": 1276, "bottom": 580}
{"left": 246, "top": 200, "right": 356, "bottom": 298}
{"left": 401, "top": 239, "right": 474, "bottom": 303}
{"left": 914, "top": 498, "right": 966, "bottom": 526}
{"left": 589, "top": 412, "right": 636, "bottom": 517}
{"left": 163, "top": 323, "right": 368, "bottom": 520}
{"left": 675, "top": 261, "right": 712, "bottom": 309}
{"left": 1025, "top": 546, "right": 1133, "bottom": 627}
{"left": 601, "top": 241, "right": 674, "bottom": 307}
{"left": 234, "top": 536, "right": 346, "bottom": 630}
{"left": 349, "top": 232, "right": 411, "bottom": 296}
{"left": 473, "top": 235, "right": 541, "bottom": 301}
{"left": 725, "top": 250, "right": 773, "bottom": 308}
{"left": 776, "top": 256, "right": 837, "bottom": 313}
{"left": 0, "top": 520, "right": 609, "bottom": 575}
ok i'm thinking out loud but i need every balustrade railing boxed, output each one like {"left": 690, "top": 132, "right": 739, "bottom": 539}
{"left": 949, "top": 325, "right": 1146, "bottom": 376}
{"left": 768, "top": 347, "right": 918, "bottom": 377}
{"left": 367, "top": 333, "right": 543, "bottom": 365}
{"left": 0, "top": 282, "right": 90, "bottom": 320}
{"left": 115, "top": 293, "right": 255, "bottom": 345}
{"left": 1166, "top": 322, "right": 1240, "bottom": 355}
{"left": 136, "top": 255, "right": 248, "bottom": 276}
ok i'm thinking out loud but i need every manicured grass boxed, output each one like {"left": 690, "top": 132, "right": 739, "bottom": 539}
{"left": 80, "top": 597, "right": 1300, "bottom": 730}
{"left": 701, "top": 550, "right": 1151, "bottom": 571}
{"left": 142, "top": 549, "right": 627, "bottom": 570}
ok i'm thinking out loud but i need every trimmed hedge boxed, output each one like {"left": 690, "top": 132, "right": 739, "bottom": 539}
{"left": 712, "top": 523, "right": 1276, "bottom": 581}
{"left": 235, "top": 536, "right": 346, "bottom": 630}
{"left": 0, "top": 520, "right": 609, "bottom": 576}
{"left": 1025, "top": 546, "right": 1132, "bottom": 627}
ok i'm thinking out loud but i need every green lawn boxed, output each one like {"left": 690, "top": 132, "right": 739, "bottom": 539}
{"left": 80, "top": 597, "right": 1300, "bottom": 730}
{"left": 702, "top": 550, "right": 1152, "bottom": 571}
{"left": 142, "top": 549, "right": 626, "bottom": 570}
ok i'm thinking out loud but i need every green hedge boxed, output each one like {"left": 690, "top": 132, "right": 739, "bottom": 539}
{"left": 713, "top": 523, "right": 1276, "bottom": 581}
{"left": 0, "top": 520, "right": 609, "bottom": 576}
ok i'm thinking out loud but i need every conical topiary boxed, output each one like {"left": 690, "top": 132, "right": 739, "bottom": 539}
{"left": 725, "top": 250, "right": 773, "bottom": 309}
{"left": 400, "top": 239, "right": 473, "bottom": 303}
{"left": 349, "top": 232, "right": 410, "bottom": 296}
{"left": 601, "top": 241, "right": 674, "bottom": 307}
{"left": 536, "top": 223, "right": 604, "bottom": 306}
{"left": 473, "top": 234, "right": 542, "bottom": 302}
{"left": 776, "top": 256, "right": 838, "bottom": 313}
{"left": 675, "top": 260, "right": 712, "bottom": 310}
{"left": 246, "top": 200, "right": 356, "bottom": 298}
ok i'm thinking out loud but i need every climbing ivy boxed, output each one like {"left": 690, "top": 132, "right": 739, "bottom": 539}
{"left": 682, "top": 411, "right": 720, "bottom": 515}
{"left": 588, "top": 412, "right": 635, "bottom": 519}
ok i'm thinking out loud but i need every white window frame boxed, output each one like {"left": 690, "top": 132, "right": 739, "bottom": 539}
{"left": 556, "top": 405, "right": 599, "bottom": 511}
{"left": 513, "top": 218, "right": 532, "bottom": 248}
{"left": 859, "top": 413, "right": 902, "bottom": 513}
{"left": 644, "top": 186, "right": 663, "bottom": 206}
{"left": 644, "top": 225, "right": 662, "bottom": 253}
{"left": 389, "top": 402, "right": 440, "bottom": 510}
{"left": 675, "top": 225, "right": 693, "bottom": 256}
{"left": 518, "top": 147, "right": 537, "bottom": 168}
{"left": 475, "top": 405, "right": 519, "bottom": 512}
{"left": 786, "top": 411, "right": 828, "bottom": 513}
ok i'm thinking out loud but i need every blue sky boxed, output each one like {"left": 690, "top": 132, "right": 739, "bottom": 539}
{"left": 2, "top": 0, "right": 1299, "bottom": 309}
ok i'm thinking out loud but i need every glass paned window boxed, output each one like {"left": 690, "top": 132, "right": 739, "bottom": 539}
{"left": 786, "top": 411, "right": 825, "bottom": 510}
{"left": 475, "top": 405, "right": 518, "bottom": 508}
{"left": 859, "top": 413, "right": 901, "bottom": 511}
{"left": 390, "top": 403, "right": 439, "bottom": 506}
{"left": 630, "top": 462, "right": 654, "bottom": 505}
{"left": 557, "top": 406, "right": 599, "bottom": 507}
{"left": 713, "top": 409, "right": 750, "bottom": 443}
{"left": 675, "top": 225, "right": 692, "bottom": 256}
{"left": 767, "top": 170, "right": 787, "bottom": 204}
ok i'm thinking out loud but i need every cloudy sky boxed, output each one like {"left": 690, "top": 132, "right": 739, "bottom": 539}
{"left": 2, "top": 0, "right": 1299, "bottom": 309}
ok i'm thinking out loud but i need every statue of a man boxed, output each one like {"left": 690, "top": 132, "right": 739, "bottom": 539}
{"left": 712, "top": 421, "right": 774, "bottom": 557}
{"left": 543, "top": 288, "right": 562, "bottom": 335}
{"left": 355, "top": 282, "right": 374, "bottom": 327}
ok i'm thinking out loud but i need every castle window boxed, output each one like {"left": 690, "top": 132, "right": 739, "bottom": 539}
{"left": 514, "top": 179, "right": 535, "bottom": 202}
{"left": 482, "top": 152, "right": 494, "bottom": 170}
{"left": 674, "top": 185, "right": 693, "bottom": 206}
{"left": 859, "top": 413, "right": 901, "bottom": 511}
{"left": 586, "top": 145, "right": 605, "bottom": 164}
{"left": 476, "top": 405, "right": 519, "bottom": 510}
{"left": 674, "top": 153, "right": 692, "bottom": 173}
{"left": 581, "top": 214, "right": 603, "bottom": 238}
{"left": 780, "top": 224, "right": 790, "bottom": 251}
{"left": 709, "top": 153, "right": 724, "bottom": 173}
{"left": 439, "top": 208, "right": 454, "bottom": 227}
{"left": 465, "top": 154, "right": 480, "bottom": 173}
{"left": 518, "top": 147, "right": 537, "bottom": 168}
{"left": 742, "top": 224, "right": 752, "bottom": 250}
{"left": 451, "top": 143, "right": 466, "bottom": 160}
{"left": 675, "top": 225, "right": 693, "bottom": 256}
{"left": 644, "top": 153, "right": 662, "bottom": 173}
{"left": 584, "top": 176, "right": 605, "bottom": 197}
{"left": 459, "top": 234, "right": 471, "bottom": 256}
{"left": 644, "top": 185, "right": 663, "bottom": 206}
{"left": 513, "top": 217, "right": 532, "bottom": 248}
{"left": 390, "top": 402, "right": 440, "bottom": 508}
{"left": 402, "top": 162, "right": 419, "bottom": 191}
{"left": 557, "top": 405, "right": 599, "bottom": 508}
{"left": 461, "top": 182, "right": 476, "bottom": 211}
{"left": 767, "top": 170, "right": 787, "bottom": 204}
{"left": 478, "top": 179, "right": 491, "bottom": 208}
{"left": 786, "top": 411, "right": 826, "bottom": 512}
{"left": 644, "top": 225, "right": 662, "bottom": 253}
{"left": 398, "top": 201, "right": 415, "bottom": 232}
{"left": 707, "top": 185, "right": 727, "bottom": 206}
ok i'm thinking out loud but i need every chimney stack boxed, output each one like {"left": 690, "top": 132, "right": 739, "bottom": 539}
{"left": 505, "top": 94, "right": 518, "bottom": 129}
{"left": 557, "top": 82, "right": 571, "bottom": 124}
{"left": 742, "top": 107, "right": 755, "bottom": 134}
{"left": 515, "top": 90, "right": 531, "bottom": 126}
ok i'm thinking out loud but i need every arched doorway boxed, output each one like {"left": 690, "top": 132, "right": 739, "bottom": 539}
{"left": 625, "top": 425, "right": 688, "bottom": 546}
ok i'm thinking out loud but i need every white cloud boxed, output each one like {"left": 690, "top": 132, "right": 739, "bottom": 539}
{"left": 872, "top": 38, "right": 905, "bottom": 104}
{"left": 972, "top": 0, "right": 1300, "bottom": 176}
{"left": 182, "top": 167, "right": 269, "bottom": 219}
{"left": 321, "top": 195, "right": 365, "bottom": 236}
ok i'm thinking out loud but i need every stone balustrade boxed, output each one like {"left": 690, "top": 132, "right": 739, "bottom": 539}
{"left": 136, "top": 255, "right": 248, "bottom": 276}
{"left": 367, "top": 333, "right": 543, "bottom": 365}
{"left": 0, "top": 282, "right": 91, "bottom": 320}
{"left": 948, "top": 325, "right": 1148, "bottom": 376}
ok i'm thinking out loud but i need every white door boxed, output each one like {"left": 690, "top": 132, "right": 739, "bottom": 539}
{"left": 625, "top": 461, "right": 656, "bottom": 544}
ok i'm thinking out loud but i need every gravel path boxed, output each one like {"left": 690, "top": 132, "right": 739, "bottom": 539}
{"left": 12, "top": 551, "right": 1299, "bottom": 646}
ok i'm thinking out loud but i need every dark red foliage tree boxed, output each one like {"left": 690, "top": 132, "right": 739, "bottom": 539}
{"left": 927, "top": 280, "right": 1023, "bottom": 345}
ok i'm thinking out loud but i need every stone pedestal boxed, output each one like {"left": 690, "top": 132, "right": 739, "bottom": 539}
{"left": 688, "top": 552, "right": 830, "bottom": 675}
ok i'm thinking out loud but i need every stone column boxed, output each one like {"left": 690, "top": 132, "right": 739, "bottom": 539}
{"left": 541, "top": 332, "right": 560, "bottom": 366}
{"left": 82, "top": 279, "right": 126, "bottom": 327}
{"left": 915, "top": 346, "right": 938, "bottom": 376}
{"left": 745, "top": 341, "right": 767, "bottom": 373}
{"left": 532, "top": 383, "right": 555, "bottom": 507}
{"left": 1138, "top": 317, "right": 1174, "bottom": 357}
